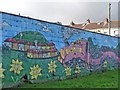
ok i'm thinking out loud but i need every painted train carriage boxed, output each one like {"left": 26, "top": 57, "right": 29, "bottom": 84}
{"left": 58, "top": 39, "right": 90, "bottom": 67}
{"left": 27, "top": 44, "right": 58, "bottom": 59}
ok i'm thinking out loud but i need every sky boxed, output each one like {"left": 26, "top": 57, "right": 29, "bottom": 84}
{"left": 0, "top": 0, "right": 119, "bottom": 25}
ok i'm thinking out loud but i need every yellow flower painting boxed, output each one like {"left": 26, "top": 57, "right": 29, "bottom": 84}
{"left": 65, "top": 67, "right": 71, "bottom": 76}
{"left": 75, "top": 66, "right": 81, "bottom": 74}
{"left": 30, "top": 64, "right": 42, "bottom": 79}
{"left": 48, "top": 60, "right": 57, "bottom": 73}
{"left": 10, "top": 59, "right": 23, "bottom": 74}
{"left": 0, "top": 63, "right": 5, "bottom": 78}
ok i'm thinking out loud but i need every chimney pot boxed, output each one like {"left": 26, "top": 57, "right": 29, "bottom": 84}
{"left": 87, "top": 19, "right": 90, "bottom": 23}
{"left": 70, "top": 21, "right": 75, "bottom": 26}
{"left": 104, "top": 18, "right": 109, "bottom": 23}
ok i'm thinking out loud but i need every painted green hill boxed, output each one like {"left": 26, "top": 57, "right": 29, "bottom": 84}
{"left": 14, "top": 31, "right": 48, "bottom": 44}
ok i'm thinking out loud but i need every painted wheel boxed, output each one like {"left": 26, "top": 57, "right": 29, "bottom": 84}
{"left": 60, "top": 49, "right": 65, "bottom": 59}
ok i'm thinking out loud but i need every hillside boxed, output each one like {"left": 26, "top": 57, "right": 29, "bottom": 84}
{"left": 13, "top": 31, "right": 48, "bottom": 44}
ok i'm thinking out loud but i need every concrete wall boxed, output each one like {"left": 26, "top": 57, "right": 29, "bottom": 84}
{"left": 1, "top": 12, "right": 120, "bottom": 88}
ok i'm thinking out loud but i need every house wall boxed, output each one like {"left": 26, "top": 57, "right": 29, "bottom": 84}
{"left": 87, "top": 28, "right": 119, "bottom": 37}
{"left": 103, "top": 28, "right": 119, "bottom": 36}
{"left": 1, "top": 12, "right": 120, "bottom": 88}
{"left": 87, "top": 28, "right": 104, "bottom": 34}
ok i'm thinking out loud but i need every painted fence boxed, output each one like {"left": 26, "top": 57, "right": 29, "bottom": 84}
{"left": 0, "top": 12, "right": 120, "bottom": 88}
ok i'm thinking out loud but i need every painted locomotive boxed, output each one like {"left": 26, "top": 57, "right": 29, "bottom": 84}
{"left": 58, "top": 39, "right": 90, "bottom": 66}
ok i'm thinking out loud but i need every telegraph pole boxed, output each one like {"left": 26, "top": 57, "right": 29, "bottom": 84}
{"left": 108, "top": 2, "right": 111, "bottom": 35}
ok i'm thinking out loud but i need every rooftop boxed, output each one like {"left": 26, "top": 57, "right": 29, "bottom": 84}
{"left": 69, "top": 20, "right": 120, "bottom": 30}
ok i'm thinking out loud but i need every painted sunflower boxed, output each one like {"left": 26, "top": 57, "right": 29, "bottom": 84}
{"left": 65, "top": 67, "right": 71, "bottom": 76}
{"left": 0, "top": 63, "right": 5, "bottom": 78}
{"left": 30, "top": 64, "right": 42, "bottom": 79}
{"left": 48, "top": 60, "right": 57, "bottom": 73}
{"left": 10, "top": 59, "right": 23, "bottom": 74}
{"left": 75, "top": 66, "right": 81, "bottom": 74}
{"left": 103, "top": 60, "right": 108, "bottom": 68}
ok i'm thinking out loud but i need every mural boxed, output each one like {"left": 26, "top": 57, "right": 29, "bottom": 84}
{"left": 4, "top": 31, "right": 58, "bottom": 59}
{"left": 0, "top": 12, "right": 120, "bottom": 88}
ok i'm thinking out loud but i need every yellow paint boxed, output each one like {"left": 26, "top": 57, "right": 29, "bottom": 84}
{"left": 10, "top": 59, "right": 23, "bottom": 74}
{"left": 60, "top": 49, "right": 65, "bottom": 59}
{"left": 30, "top": 65, "right": 42, "bottom": 79}
{"left": 25, "top": 45, "right": 29, "bottom": 51}
{"left": 13, "top": 43, "right": 18, "bottom": 50}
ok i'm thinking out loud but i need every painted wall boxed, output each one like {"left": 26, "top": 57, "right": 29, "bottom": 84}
{"left": 0, "top": 12, "right": 120, "bottom": 88}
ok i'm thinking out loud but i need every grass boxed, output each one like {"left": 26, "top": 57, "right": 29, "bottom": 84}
{"left": 19, "top": 69, "right": 118, "bottom": 88}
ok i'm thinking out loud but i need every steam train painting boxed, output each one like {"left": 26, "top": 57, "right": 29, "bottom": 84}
{"left": 58, "top": 39, "right": 90, "bottom": 67}
{"left": 58, "top": 39, "right": 120, "bottom": 70}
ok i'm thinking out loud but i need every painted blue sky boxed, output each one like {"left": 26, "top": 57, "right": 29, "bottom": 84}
{"left": 0, "top": 13, "right": 119, "bottom": 50}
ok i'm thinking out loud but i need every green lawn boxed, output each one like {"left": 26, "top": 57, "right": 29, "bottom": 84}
{"left": 19, "top": 69, "right": 118, "bottom": 88}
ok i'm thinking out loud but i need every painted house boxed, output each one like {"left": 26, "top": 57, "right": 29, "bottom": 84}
{"left": 4, "top": 38, "right": 58, "bottom": 58}
{"left": 18, "top": 40, "right": 25, "bottom": 51}
{"left": 4, "top": 38, "right": 13, "bottom": 48}
{"left": 25, "top": 42, "right": 32, "bottom": 51}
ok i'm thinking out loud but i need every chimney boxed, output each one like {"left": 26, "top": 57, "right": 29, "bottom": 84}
{"left": 56, "top": 21, "right": 62, "bottom": 25}
{"left": 20, "top": 32, "right": 23, "bottom": 40}
{"left": 104, "top": 18, "right": 109, "bottom": 23}
{"left": 34, "top": 40, "right": 38, "bottom": 47}
{"left": 87, "top": 19, "right": 90, "bottom": 24}
{"left": 70, "top": 21, "right": 75, "bottom": 26}
{"left": 104, "top": 18, "right": 109, "bottom": 26}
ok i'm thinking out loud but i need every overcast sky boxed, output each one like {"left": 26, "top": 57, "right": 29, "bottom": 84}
{"left": 0, "top": 0, "right": 119, "bottom": 24}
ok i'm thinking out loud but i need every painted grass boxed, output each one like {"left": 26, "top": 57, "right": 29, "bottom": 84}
{"left": 19, "top": 69, "right": 118, "bottom": 88}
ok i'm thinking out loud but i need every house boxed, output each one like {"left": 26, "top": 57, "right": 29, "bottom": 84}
{"left": 18, "top": 40, "right": 25, "bottom": 51}
{"left": 47, "top": 42, "right": 55, "bottom": 49}
{"left": 69, "top": 19, "right": 120, "bottom": 37}
{"left": 27, "top": 50, "right": 34, "bottom": 58}
{"left": 29, "top": 45, "right": 36, "bottom": 49}
{"left": 4, "top": 38, "right": 13, "bottom": 48}
{"left": 38, "top": 53, "right": 42, "bottom": 58}
{"left": 12, "top": 39, "right": 18, "bottom": 50}
{"left": 37, "top": 43, "right": 42, "bottom": 50}
{"left": 42, "top": 53, "right": 48, "bottom": 58}
{"left": 25, "top": 42, "right": 31, "bottom": 51}
{"left": 4, "top": 37, "right": 58, "bottom": 59}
